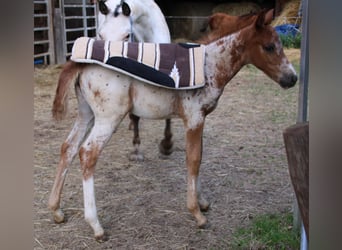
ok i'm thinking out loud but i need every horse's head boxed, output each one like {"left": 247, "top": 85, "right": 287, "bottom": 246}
{"left": 96, "top": 0, "right": 133, "bottom": 41}
{"left": 245, "top": 9, "right": 297, "bottom": 89}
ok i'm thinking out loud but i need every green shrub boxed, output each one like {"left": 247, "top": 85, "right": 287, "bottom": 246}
{"left": 292, "top": 33, "right": 302, "bottom": 48}
{"left": 279, "top": 33, "right": 302, "bottom": 49}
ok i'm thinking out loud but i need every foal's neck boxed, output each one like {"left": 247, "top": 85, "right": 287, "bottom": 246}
{"left": 205, "top": 31, "right": 247, "bottom": 90}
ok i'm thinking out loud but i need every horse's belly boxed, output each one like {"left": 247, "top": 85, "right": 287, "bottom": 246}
{"left": 131, "top": 83, "right": 176, "bottom": 119}
{"left": 80, "top": 65, "right": 131, "bottom": 117}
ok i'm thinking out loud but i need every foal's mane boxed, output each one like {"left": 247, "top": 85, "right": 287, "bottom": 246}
{"left": 238, "top": 11, "right": 258, "bottom": 19}
{"left": 196, "top": 11, "right": 259, "bottom": 45}
{"left": 197, "top": 9, "right": 268, "bottom": 44}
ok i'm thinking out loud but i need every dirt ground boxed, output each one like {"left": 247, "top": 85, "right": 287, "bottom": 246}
{"left": 34, "top": 49, "right": 300, "bottom": 249}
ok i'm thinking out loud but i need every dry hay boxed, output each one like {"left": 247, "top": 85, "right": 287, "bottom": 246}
{"left": 284, "top": 48, "right": 301, "bottom": 64}
{"left": 34, "top": 49, "right": 300, "bottom": 249}
{"left": 272, "top": 0, "right": 301, "bottom": 26}
{"left": 212, "top": 2, "right": 261, "bottom": 16}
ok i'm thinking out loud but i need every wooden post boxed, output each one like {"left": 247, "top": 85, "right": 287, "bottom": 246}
{"left": 283, "top": 122, "right": 309, "bottom": 239}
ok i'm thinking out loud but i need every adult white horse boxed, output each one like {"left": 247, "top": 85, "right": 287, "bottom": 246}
{"left": 50, "top": 10, "right": 297, "bottom": 240}
{"left": 97, "top": 0, "right": 173, "bottom": 162}
{"left": 96, "top": 0, "right": 170, "bottom": 43}
{"left": 48, "top": 0, "right": 170, "bottom": 225}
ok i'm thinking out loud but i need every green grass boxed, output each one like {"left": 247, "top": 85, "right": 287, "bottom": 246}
{"left": 231, "top": 213, "right": 300, "bottom": 249}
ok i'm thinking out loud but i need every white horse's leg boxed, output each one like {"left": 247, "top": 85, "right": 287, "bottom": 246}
{"left": 128, "top": 113, "right": 144, "bottom": 161}
{"left": 129, "top": 116, "right": 174, "bottom": 161}
{"left": 48, "top": 86, "right": 94, "bottom": 223}
{"left": 159, "top": 118, "right": 174, "bottom": 156}
{"left": 185, "top": 122, "right": 208, "bottom": 228}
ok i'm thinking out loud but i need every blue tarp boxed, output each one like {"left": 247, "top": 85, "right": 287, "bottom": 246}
{"left": 275, "top": 24, "right": 300, "bottom": 37}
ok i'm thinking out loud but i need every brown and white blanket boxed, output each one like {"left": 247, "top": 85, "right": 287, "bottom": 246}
{"left": 70, "top": 37, "right": 206, "bottom": 90}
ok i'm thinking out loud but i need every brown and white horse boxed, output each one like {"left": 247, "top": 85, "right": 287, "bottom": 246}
{"left": 49, "top": 9, "right": 297, "bottom": 240}
{"left": 48, "top": 0, "right": 171, "bottom": 230}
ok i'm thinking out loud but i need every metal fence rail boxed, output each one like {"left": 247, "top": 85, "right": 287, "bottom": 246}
{"left": 34, "top": 0, "right": 98, "bottom": 65}
{"left": 57, "top": 0, "right": 97, "bottom": 63}
{"left": 34, "top": 0, "right": 55, "bottom": 64}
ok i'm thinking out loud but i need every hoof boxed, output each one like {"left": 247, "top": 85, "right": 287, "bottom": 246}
{"left": 95, "top": 232, "right": 108, "bottom": 242}
{"left": 129, "top": 152, "right": 144, "bottom": 162}
{"left": 158, "top": 140, "right": 173, "bottom": 156}
{"left": 158, "top": 153, "right": 171, "bottom": 160}
{"left": 53, "top": 209, "right": 65, "bottom": 224}
{"left": 197, "top": 217, "right": 208, "bottom": 229}
{"left": 199, "top": 201, "right": 210, "bottom": 212}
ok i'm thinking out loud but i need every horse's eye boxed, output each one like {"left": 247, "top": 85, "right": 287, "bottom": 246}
{"left": 264, "top": 43, "right": 275, "bottom": 53}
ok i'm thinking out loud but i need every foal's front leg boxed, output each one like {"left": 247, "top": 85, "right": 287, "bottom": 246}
{"left": 185, "top": 122, "right": 209, "bottom": 228}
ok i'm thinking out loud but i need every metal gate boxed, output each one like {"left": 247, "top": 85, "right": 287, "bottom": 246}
{"left": 34, "top": 0, "right": 98, "bottom": 64}
{"left": 55, "top": 0, "right": 98, "bottom": 63}
{"left": 34, "top": 0, "right": 55, "bottom": 64}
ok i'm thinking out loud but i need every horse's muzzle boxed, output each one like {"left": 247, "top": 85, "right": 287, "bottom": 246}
{"left": 279, "top": 73, "right": 297, "bottom": 89}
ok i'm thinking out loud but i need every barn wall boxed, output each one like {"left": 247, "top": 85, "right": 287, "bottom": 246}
{"left": 155, "top": 0, "right": 276, "bottom": 42}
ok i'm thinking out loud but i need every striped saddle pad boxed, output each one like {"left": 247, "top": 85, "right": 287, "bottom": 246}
{"left": 70, "top": 37, "right": 206, "bottom": 90}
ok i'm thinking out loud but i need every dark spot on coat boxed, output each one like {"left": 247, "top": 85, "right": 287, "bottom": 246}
{"left": 94, "top": 90, "right": 100, "bottom": 97}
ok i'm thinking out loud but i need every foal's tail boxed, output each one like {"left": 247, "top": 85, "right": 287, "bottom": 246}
{"left": 52, "top": 61, "right": 84, "bottom": 121}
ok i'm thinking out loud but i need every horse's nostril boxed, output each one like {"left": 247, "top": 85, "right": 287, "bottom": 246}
{"left": 280, "top": 73, "right": 297, "bottom": 89}
{"left": 292, "top": 74, "right": 298, "bottom": 83}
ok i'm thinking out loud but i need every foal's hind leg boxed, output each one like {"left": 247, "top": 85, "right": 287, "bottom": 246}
{"left": 159, "top": 118, "right": 174, "bottom": 156}
{"left": 48, "top": 86, "right": 94, "bottom": 223}
{"left": 79, "top": 115, "right": 125, "bottom": 240}
{"left": 128, "top": 113, "right": 144, "bottom": 161}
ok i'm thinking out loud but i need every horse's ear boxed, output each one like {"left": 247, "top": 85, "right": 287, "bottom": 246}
{"left": 199, "top": 17, "right": 210, "bottom": 32}
{"left": 208, "top": 13, "right": 224, "bottom": 31}
{"left": 99, "top": 0, "right": 109, "bottom": 15}
{"left": 255, "top": 9, "right": 267, "bottom": 29}
{"left": 264, "top": 8, "right": 274, "bottom": 25}
{"left": 122, "top": 2, "right": 131, "bottom": 16}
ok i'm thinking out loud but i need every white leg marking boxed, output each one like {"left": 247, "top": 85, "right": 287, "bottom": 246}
{"left": 83, "top": 176, "right": 104, "bottom": 238}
